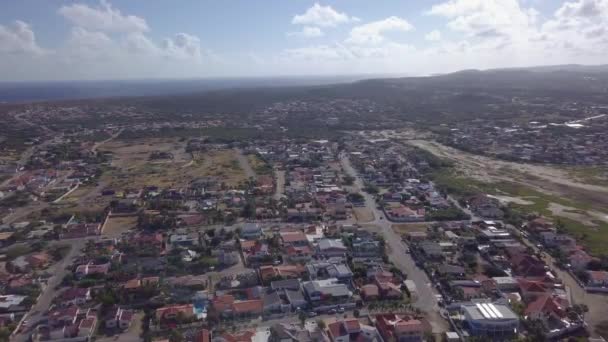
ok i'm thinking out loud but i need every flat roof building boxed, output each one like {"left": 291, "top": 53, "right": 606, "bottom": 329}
{"left": 461, "top": 302, "right": 519, "bottom": 338}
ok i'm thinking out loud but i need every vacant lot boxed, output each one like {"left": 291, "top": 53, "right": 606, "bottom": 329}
{"left": 392, "top": 223, "right": 431, "bottom": 235}
{"left": 353, "top": 207, "right": 374, "bottom": 223}
{"left": 428, "top": 161, "right": 608, "bottom": 256}
{"left": 247, "top": 154, "right": 272, "bottom": 176}
{"left": 98, "top": 139, "right": 247, "bottom": 189}
{"left": 103, "top": 215, "right": 138, "bottom": 238}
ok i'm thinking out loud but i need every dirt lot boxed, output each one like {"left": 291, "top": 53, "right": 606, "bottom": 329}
{"left": 407, "top": 140, "right": 608, "bottom": 211}
{"left": 353, "top": 207, "right": 374, "bottom": 223}
{"left": 392, "top": 222, "right": 430, "bottom": 235}
{"left": 98, "top": 139, "right": 247, "bottom": 189}
{"left": 102, "top": 215, "right": 138, "bottom": 238}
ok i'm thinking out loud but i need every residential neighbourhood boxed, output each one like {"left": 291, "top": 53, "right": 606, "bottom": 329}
{"left": 0, "top": 103, "right": 606, "bottom": 342}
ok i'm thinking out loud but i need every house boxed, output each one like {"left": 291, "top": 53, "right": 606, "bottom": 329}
{"left": 60, "top": 223, "right": 101, "bottom": 239}
{"left": 524, "top": 294, "right": 567, "bottom": 321}
{"left": 263, "top": 291, "right": 290, "bottom": 314}
{"left": 271, "top": 278, "right": 302, "bottom": 292}
{"left": 59, "top": 287, "right": 91, "bottom": 306}
{"left": 492, "top": 277, "right": 519, "bottom": 291}
{"left": 351, "top": 239, "right": 382, "bottom": 257}
{"left": 587, "top": 271, "right": 608, "bottom": 287}
{"left": 280, "top": 231, "right": 309, "bottom": 247}
{"left": 316, "top": 239, "right": 348, "bottom": 258}
{"left": 0, "top": 295, "right": 26, "bottom": 312}
{"left": 285, "top": 245, "right": 313, "bottom": 263}
{"left": 156, "top": 304, "right": 195, "bottom": 322}
{"left": 306, "top": 261, "right": 353, "bottom": 282}
{"left": 75, "top": 263, "right": 111, "bottom": 278}
{"left": 48, "top": 305, "right": 81, "bottom": 327}
{"left": 540, "top": 232, "right": 577, "bottom": 252}
{"left": 285, "top": 289, "right": 307, "bottom": 310}
{"left": 241, "top": 223, "right": 262, "bottom": 239}
{"left": 232, "top": 299, "right": 263, "bottom": 317}
{"left": 437, "top": 265, "right": 466, "bottom": 278}
{"left": 241, "top": 240, "right": 271, "bottom": 266}
{"left": 361, "top": 284, "right": 379, "bottom": 301}
{"left": 217, "top": 251, "right": 240, "bottom": 266}
{"left": 374, "top": 273, "right": 403, "bottom": 299}
{"left": 259, "top": 265, "right": 306, "bottom": 283}
{"left": 460, "top": 302, "right": 519, "bottom": 338}
{"left": 302, "top": 278, "right": 352, "bottom": 303}
{"left": 104, "top": 306, "right": 134, "bottom": 330}
{"left": 10, "top": 252, "right": 51, "bottom": 272}
{"left": 169, "top": 232, "right": 199, "bottom": 249}
{"left": 517, "top": 279, "right": 549, "bottom": 302}
{"left": 327, "top": 318, "right": 379, "bottom": 342}
{"left": 270, "top": 322, "right": 330, "bottom": 342}
{"left": 527, "top": 217, "right": 555, "bottom": 234}
{"left": 78, "top": 316, "right": 97, "bottom": 339}
{"left": 509, "top": 254, "right": 546, "bottom": 277}
{"left": 376, "top": 314, "right": 425, "bottom": 342}
{"left": 419, "top": 241, "right": 443, "bottom": 260}
{"left": 212, "top": 295, "right": 263, "bottom": 318}
{"left": 568, "top": 250, "right": 595, "bottom": 271}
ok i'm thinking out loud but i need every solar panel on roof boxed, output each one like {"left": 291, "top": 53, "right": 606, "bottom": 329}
{"left": 476, "top": 303, "right": 491, "bottom": 319}
{"left": 488, "top": 303, "right": 503, "bottom": 318}
{"left": 482, "top": 303, "right": 497, "bottom": 319}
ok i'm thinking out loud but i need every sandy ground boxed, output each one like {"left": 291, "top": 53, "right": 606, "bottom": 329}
{"left": 352, "top": 207, "right": 374, "bottom": 223}
{"left": 98, "top": 139, "right": 246, "bottom": 189}
{"left": 487, "top": 194, "right": 535, "bottom": 205}
{"left": 102, "top": 215, "right": 138, "bottom": 238}
{"left": 392, "top": 222, "right": 431, "bottom": 235}
{"left": 407, "top": 140, "right": 608, "bottom": 212}
{"left": 548, "top": 203, "right": 608, "bottom": 226}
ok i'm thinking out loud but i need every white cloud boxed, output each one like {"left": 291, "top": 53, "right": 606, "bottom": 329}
{"left": 161, "top": 33, "right": 203, "bottom": 60}
{"left": 0, "top": 20, "right": 44, "bottom": 54}
{"left": 555, "top": 0, "right": 608, "bottom": 18}
{"left": 425, "top": 30, "right": 442, "bottom": 41}
{"left": 346, "top": 16, "right": 414, "bottom": 45}
{"left": 292, "top": 3, "right": 358, "bottom": 27}
{"left": 287, "top": 26, "right": 324, "bottom": 38}
{"left": 428, "top": 0, "right": 539, "bottom": 43}
{"left": 59, "top": 0, "right": 149, "bottom": 33}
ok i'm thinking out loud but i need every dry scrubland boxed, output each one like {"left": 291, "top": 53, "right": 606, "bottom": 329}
{"left": 410, "top": 139, "right": 608, "bottom": 255}
{"left": 98, "top": 138, "right": 247, "bottom": 189}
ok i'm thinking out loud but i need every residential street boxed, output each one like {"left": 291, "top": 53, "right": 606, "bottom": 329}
{"left": 340, "top": 154, "right": 449, "bottom": 334}
{"left": 11, "top": 238, "right": 92, "bottom": 342}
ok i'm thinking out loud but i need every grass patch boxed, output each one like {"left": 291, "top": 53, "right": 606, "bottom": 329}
{"left": 431, "top": 168, "right": 608, "bottom": 256}
{"left": 566, "top": 166, "right": 608, "bottom": 187}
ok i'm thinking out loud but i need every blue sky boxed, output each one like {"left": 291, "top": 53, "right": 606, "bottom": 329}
{"left": 0, "top": 0, "right": 606, "bottom": 81}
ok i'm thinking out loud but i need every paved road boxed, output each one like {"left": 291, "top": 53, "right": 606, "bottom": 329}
{"left": 522, "top": 237, "right": 608, "bottom": 338}
{"left": 12, "top": 238, "right": 92, "bottom": 342}
{"left": 339, "top": 154, "right": 449, "bottom": 334}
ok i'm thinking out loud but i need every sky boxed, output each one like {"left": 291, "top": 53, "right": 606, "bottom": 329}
{"left": 0, "top": 0, "right": 607, "bottom": 81}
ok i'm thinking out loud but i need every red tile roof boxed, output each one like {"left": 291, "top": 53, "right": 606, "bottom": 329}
{"left": 232, "top": 300, "right": 263, "bottom": 315}
{"left": 525, "top": 294, "right": 567, "bottom": 318}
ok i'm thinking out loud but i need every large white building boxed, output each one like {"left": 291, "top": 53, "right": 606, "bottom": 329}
{"left": 461, "top": 302, "right": 519, "bottom": 338}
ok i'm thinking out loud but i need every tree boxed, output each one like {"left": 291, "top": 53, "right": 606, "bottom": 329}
{"left": 316, "top": 319, "right": 326, "bottom": 330}
{"left": 169, "top": 329, "right": 184, "bottom": 342}
{"left": 298, "top": 311, "right": 307, "bottom": 327}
